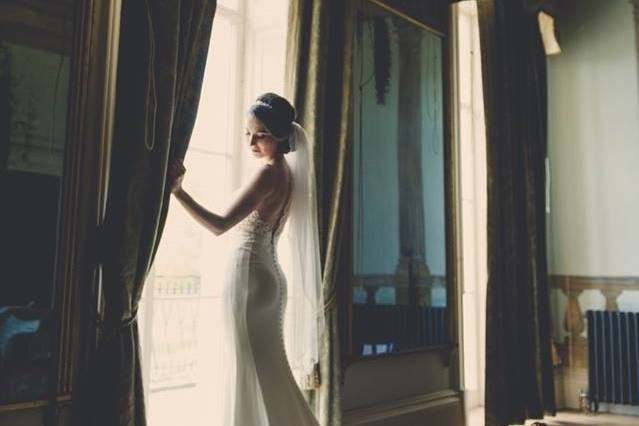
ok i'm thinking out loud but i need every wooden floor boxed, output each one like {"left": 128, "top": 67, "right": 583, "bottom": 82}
{"left": 468, "top": 408, "right": 639, "bottom": 426}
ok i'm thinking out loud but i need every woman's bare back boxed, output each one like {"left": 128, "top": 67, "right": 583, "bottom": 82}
{"left": 256, "top": 160, "right": 293, "bottom": 228}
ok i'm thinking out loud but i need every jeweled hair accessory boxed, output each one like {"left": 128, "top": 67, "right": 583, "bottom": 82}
{"left": 255, "top": 100, "right": 273, "bottom": 109}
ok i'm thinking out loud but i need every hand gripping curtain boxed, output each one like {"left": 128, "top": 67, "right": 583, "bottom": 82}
{"left": 84, "top": 1, "right": 216, "bottom": 425}
{"left": 477, "top": 0, "right": 556, "bottom": 425}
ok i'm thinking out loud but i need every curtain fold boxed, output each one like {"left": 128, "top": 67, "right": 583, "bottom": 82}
{"left": 84, "top": 1, "right": 216, "bottom": 425}
{"left": 477, "top": 1, "right": 556, "bottom": 425}
{"left": 286, "top": 1, "right": 354, "bottom": 424}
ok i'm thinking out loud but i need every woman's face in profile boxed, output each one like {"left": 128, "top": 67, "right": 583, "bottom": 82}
{"left": 245, "top": 114, "right": 278, "bottom": 159}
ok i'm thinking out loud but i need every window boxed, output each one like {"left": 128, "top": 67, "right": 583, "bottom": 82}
{"left": 350, "top": 1, "right": 449, "bottom": 358}
{"left": 137, "top": 1, "right": 289, "bottom": 424}
{"left": 0, "top": 0, "right": 75, "bottom": 406}
{"left": 454, "top": 0, "right": 487, "bottom": 414}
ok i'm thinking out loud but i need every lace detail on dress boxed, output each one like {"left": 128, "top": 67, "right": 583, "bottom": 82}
{"left": 237, "top": 209, "right": 290, "bottom": 241}
{"left": 237, "top": 210, "right": 273, "bottom": 236}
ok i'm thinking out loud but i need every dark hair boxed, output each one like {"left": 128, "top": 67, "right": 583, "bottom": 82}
{"left": 248, "top": 93, "right": 296, "bottom": 154}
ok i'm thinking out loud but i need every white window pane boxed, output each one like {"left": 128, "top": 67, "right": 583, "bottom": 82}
{"left": 240, "top": 0, "right": 290, "bottom": 184}
{"left": 244, "top": 0, "right": 290, "bottom": 105}
{"left": 190, "top": 16, "right": 239, "bottom": 154}
{"left": 249, "top": 28, "right": 287, "bottom": 95}
{"left": 248, "top": 0, "right": 289, "bottom": 24}
{"left": 456, "top": 0, "right": 487, "bottom": 413}
{"left": 140, "top": 1, "right": 292, "bottom": 423}
{"left": 459, "top": 107, "right": 475, "bottom": 202}
{"left": 141, "top": 153, "right": 234, "bottom": 426}
{"left": 457, "top": 13, "right": 472, "bottom": 106}
{"left": 218, "top": 0, "right": 240, "bottom": 11}
{"left": 153, "top": 153, "right": 231, "bottom": 284}
{"left": 463, "top": 292, "right": 479, "bottom": 389}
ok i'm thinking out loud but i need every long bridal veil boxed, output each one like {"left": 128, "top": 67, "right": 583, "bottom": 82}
{"left": 280, "top": 122, "right": 324, "bottom": 388}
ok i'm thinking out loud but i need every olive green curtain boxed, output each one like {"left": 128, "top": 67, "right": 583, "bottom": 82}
{"left": 286, "top": 1, "right": 355, "bottom": 424}
{"left": 477, "top": 1, "right": 556, "bottom": 425}
{"left": 84, "top": 1, "right": 216, "bottom": 425}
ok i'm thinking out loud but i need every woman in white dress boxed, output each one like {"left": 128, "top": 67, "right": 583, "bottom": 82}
{"left": 167, "top": 93, "right": 322, "bottom": 426}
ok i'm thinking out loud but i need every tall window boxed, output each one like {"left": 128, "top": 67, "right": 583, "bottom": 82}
{"left": 137, "top": 1, "right": 289, "bottom": 424}
{"left": 454, "top": 0, "right": 487, "bottom": 417}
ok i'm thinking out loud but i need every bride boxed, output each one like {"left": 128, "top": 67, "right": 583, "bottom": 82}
{"left": 167, "top": 93, "right": 322, "bottom": 426}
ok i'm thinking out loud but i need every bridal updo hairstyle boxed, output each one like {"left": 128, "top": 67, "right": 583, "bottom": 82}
{"left": 248, "top": 93, "right": 296, "bottom": 154}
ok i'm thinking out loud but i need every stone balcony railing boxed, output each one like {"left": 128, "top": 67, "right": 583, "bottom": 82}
{"left": 139, "top": 274, "right": 201, "bottom": 393}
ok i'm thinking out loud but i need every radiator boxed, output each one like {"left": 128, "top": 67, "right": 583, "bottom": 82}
{"left": 587, "top": 310, "right": 639, "bottom": 409}
{"left": 352, "top": 305, "right": 447, "bottom": 355}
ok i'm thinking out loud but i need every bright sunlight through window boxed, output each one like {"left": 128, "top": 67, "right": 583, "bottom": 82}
{"left": 137, "top": 1, "right": 290, "bottom": 425}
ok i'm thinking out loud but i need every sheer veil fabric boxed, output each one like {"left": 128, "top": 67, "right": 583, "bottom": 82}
{"left": 280, "top": 122, "right": 324, "bottom": 386}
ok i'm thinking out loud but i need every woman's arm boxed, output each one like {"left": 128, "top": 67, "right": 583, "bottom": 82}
{"left": 169, "top": 160, "right": 275, "bottom": 236}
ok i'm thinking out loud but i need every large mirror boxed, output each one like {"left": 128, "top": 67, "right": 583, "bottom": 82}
{"left": 350, "top": 0, "right": 450, "bottom": 358}
{"left": 0, "top": 0, "right": 75, "bottom": 405}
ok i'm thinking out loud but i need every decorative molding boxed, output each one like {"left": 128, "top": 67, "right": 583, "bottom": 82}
{"left": 602, "top": 288, "right": 623, "bottom": 311}
{"left": 550, "top": 274, "right": 639, "bottom": 293}
{"left": 353, "top": 273, "right": 446, "bottom": 306}
{"left": 343, "top": 390, "right": 462, "bottom": 426}
{"left": 0, "top": 394, "right": 69, "bottom": 414}
{"left": 550, "top": 274, "right": 639, "bottom": 369}
{"left": 353, "top": 273, "right": 446, "bottom": 288}
{"left": 0, "top": 399, "right": 49, "bottom": 414}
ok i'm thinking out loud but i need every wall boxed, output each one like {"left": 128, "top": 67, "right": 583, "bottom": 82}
{"left": 547, "top": 0, "right": 639, "bottom": 278}
{"left": 547, "top": 0, "right": 639, "bottom": 413}
{"left": 342, "top": 353, "right": 463, "bottom": 426}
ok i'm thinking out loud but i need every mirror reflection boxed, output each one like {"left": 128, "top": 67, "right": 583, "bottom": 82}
{"left": 0, "top": 0, "right": 74, "bottom": 404}
{"left": 352, "top": 2, "right": 448, "bottom": 357}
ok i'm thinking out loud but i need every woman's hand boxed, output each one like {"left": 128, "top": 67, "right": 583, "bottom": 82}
{"left": 167, "top": 159, "right": 186, "bottom": 194}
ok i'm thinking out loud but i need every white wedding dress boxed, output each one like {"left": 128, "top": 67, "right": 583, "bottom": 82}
{"left": 215, "top": 123, "right": 321, "bottom": 426}
{"left": 222, "top": 208, "right": 320, "bottom": 426}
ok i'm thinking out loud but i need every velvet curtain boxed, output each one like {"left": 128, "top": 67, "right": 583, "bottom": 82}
{"left": 477, "top": 1, "right": 556, "bottom": 425}
{"left": 286, "top": 1, "right": 355, "bottom": 424}
{"left": 84, "top": 1, "right": 216, "bottom": 425}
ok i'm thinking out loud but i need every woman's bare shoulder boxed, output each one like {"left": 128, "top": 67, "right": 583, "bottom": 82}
{"left": 261, "top": 161, "right": 291, "bottom": 186}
